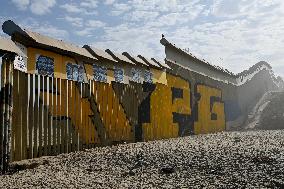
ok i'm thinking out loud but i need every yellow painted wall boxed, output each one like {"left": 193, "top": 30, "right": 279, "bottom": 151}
{"left": 27, "top": 47, "right": 76, "bottom": 79}
{"left": 167, "top": 74, "right": 191, "bottom": 115}
{"left": 27, "top": 47, "right": 169, "bottom": 86}
{"left": 85, "top": 64, "right": 93, "bottom": 80}
{"left": 36, "top": 74, "right": 225, "bottom": 144}
{"left": 90, "top": 81, "right": 133, "bottom": 142}
{"left": 142, "top": 74, "right": 191, "bottom": 141}
{"left": 151, "top": 68, "right": 167, "bottom": 85}
{"left": 11, "top": 70, "right": 227, "bottom": 163}
{"left": 26, "top": 47, "right": 225, "bottom": 144}
{"left": 40, "top": 79, "right": 99, "bottom": 144}
{"left": 83, "top": 60, "right": 124, "bottom": 84}
{"left": 107, "top": 69, "right": 115, "bottom": 83}
{"left": 11, "top": 45, "right": 229, "bottom": 163}
{"left": 194, "top": 85, "right": 225, "bottom": 134}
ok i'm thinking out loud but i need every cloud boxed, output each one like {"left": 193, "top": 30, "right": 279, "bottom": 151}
{"left": 165, "top": 1, "right": 284, "bottom": 75}
{"left": 86, "top": 20, "right": 106, "bottom": 28}
{"left": 11, "top": 0, "right": 56, "bottom": 15}
{"left": 33, "top": 25, "right": 69, "bottom": 40}
{"left": 84, "top": 0, "right": 284, "bottom": 77}
{"left": 60, "top": 4, "right": 84, "bottom": 13}
{"left": 75, "top": 28, "right": 94, "bottom": 37}
{"left": 19, "top": 18, "right": 69, "bottom": 40}
{"left": 210, "top": 0, "right": 281, "bottom": 18}
{"left": 90, "top": 0, "right": 205, "bottom": 59}
{"left": 111, "top": 3, "right": 131, "bottom": 16}
{"left": 80, "top": 0, "right": 98, "bottom": 9}
{"left": 74, "top": 20, "right": 107, "bottom": 37}
{"left": 60, "top": 1, "right": 98, "bottom": 15}
{"left": 124, "top": 10, "right": 159, "bottom": 22}
{"left": 114, "top": 1, "right": 204, "bottom": 27}
{"left": 30, "top": 0, "right": 56, "bottom": 15}
{"left": 90, "top": 23, "right": 164, "bottom": 60}
{"left": 9, "top": 0, "right": 284, "bottom": 77}
{"left": 65, "top": 16, "right": 84, "bottom": 27}
{"left": 11, "top": 0, "right": 30, "bottom": 10}
{"left": 0, "top": 16, "right": 10, "bottom": 36}
{"left": 104, "top": 0, "right": 116, "bottom": 5}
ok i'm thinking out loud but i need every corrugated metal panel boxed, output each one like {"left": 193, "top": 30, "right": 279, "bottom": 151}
{"left": 0, "top": 37, "right": 26, "bottom": 57}
{"left": 25, "top": 30, "right": 95, "bottom": 60}
{"left": 137, "top": 55, "right": 161, "bottom": 68}
{"left": 105, "top": 49, "right": 135, "bottom": 65}
{"left": 151, "top": 58, "right": 171, "bottom": 69}
{"left": 83, "top": 45, "right": 117, "bottom": 62}
{"left": 122, "top": 52, "right": 148, "bottom": 66}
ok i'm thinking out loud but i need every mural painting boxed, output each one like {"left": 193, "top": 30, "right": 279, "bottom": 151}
{"left": 194, "top": 85, "right": 225, "bottom": 134}
{"left": 136, "top": 74, "right": 225, "bottom": 141}
{"left": 5, "top": 69, "right": 228, "bottom": 166}
{"left": 9, "top": 48, "right": 226, "bottom": 161}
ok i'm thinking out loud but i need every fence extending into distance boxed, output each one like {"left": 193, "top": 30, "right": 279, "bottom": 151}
{"left": 10, "top": 69, "right": 226, "bottom": 161}
{"left": 3, "top": 20, "right": 279, "bottom": 174}
{"left": 0, "top": 54, "right": 226, "bottom": 173}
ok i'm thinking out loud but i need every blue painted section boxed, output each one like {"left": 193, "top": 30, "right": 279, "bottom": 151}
{"left": 144, "top": 70, "right": 153, "bottom": 83}
{"left": 93, "top": 64, "right": 107, "bottom": 82}
{"left": 114, "top": 67, "right": 124, "bottom": 83}
{"left": 36, "top": 55, "right": 54, "bottom": 77}
{"left": 131, "top": 68, "right": 142, "bottom": 83}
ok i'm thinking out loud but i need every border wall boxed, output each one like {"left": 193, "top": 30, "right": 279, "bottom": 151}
{"left": 0, "top": 20, "right": 283, "bottom": 173}
{"left": 162, "top": 38, "right": 282, "bottom": 130}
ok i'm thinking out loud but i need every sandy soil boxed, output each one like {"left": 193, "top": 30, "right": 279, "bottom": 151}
{"left": 0, "top": 130, "right": 284, "bottom": 188}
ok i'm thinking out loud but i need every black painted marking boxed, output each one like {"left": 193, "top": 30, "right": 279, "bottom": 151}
{"left": 142, "top": 82, "right": 156, "bottom": 92}
{"left": 210, "top": 96, "right": 222, "bottom": 120}
{"left": 192, "top": 92, "right": 201, "bottom": 122}
{"left": 171, "top": 87, "right": 183, "bottom": 103}
{"left": 211, "top": 113, "right": 217, "bottom": 120}
{"left": 136, "top": 83, "right": 156, "bottom": 142}
{"left": 0, "top": 84, "right": 13, "bottom": 106}
{"left": 210, "top": 96, "right": 222, "bottom": 111}
{"left": 173, "top": 112, "right": 194, "bottom": 136}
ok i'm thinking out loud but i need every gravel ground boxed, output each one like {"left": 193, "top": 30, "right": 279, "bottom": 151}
{"left": 1, "top": 130, "right": 284, "bottom": 188}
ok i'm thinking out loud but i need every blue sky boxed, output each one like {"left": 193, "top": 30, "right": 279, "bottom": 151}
{"left": 1, "top": 0, "right": 284, "bottom": 77}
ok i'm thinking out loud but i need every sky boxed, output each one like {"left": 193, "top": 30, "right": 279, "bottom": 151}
{"left": 1, "top": 0, "right": 284, "bottom": 77}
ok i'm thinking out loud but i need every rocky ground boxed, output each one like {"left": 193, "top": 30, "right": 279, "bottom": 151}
{"left": 0, "top": 130, "right": 284, "bottom": 188}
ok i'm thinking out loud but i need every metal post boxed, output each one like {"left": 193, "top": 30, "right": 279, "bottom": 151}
{"left": 0, "top": 53, "right": 14, "bottom": 174}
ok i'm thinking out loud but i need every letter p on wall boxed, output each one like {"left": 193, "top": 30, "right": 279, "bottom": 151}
{"left": 141, "top": 75, "right": 226, "bottom": 140}
{"left": 194, "top": 84, "right": 225, "bottom": 134}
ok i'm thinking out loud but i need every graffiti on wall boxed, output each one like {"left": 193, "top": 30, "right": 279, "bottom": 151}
{"left": 134, "top": 74, "right": 226, "bottom": 141}
{"left": 10, "top": 70, "right": 226, "bottom": 161}
{"left": 194, "top": 85, "right": 225, "bottom": 134}
{"left": 136, "top": 74, "right": 191, "bottom": 141}
{"left": 38, "top": 73, "right": 226, "bottom": 143}
{"left": 36, "top": 55, "right": 54, "bottom": 77}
